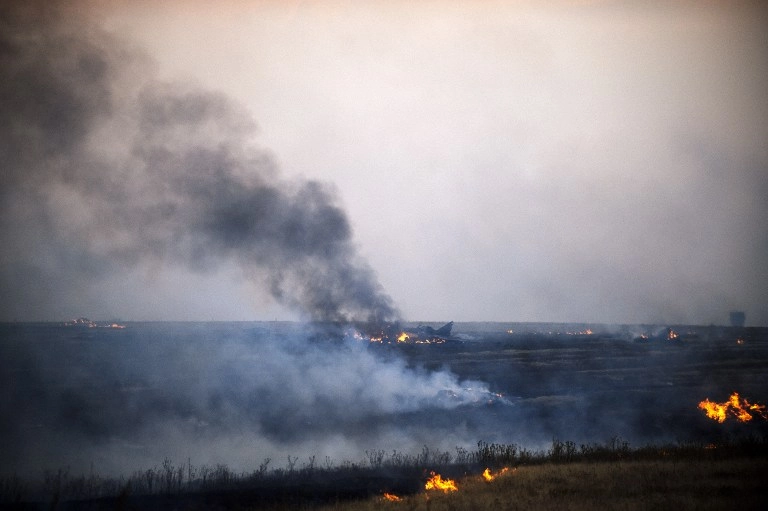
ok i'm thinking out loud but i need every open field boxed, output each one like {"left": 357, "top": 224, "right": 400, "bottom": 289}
{"left": 2, "top": 439, "right": 766, "bottom": 510}
{"left": 367, "top": 322, "right": 768, "bottom": 450}
{"left": 2, "top": 322, "right": 767, "bottom": 509}
{"left": 320, "top": 455, "right": 768, "bottom": 511}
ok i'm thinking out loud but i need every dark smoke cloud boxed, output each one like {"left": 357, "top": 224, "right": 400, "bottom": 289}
{"left": 0, "top": 3, "right": 397, "bottom": 323}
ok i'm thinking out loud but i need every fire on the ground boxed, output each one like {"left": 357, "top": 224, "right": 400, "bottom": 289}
{"left": 698, "top": 392, "right": 767, "bottom": 423}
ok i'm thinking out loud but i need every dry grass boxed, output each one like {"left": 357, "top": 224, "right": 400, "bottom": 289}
{"left": 4, "top": 440, "right": 766, "bottom": 509}
{"left": 317, "top": 457, "right": 768, "bottom": 511}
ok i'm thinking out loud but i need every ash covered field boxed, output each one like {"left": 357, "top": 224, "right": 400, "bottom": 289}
{"left": 2, "top": 321, "right": 766, "bottom": 478}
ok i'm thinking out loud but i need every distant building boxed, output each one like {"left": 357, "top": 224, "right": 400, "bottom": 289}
{"left": 729, "top": 311, "right": 745, "bottom": 328}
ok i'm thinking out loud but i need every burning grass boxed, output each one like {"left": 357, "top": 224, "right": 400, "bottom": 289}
{"left": 329, "top": 456, "right": 767, "bottom": 511}
{"left": 424, "top": 472, "right": 458, "bottom": 493}
{"left": 3, "top": 437, "right": 767, "bottom": 510}
{"left": 481, "top": 466, "right": 511, "bottom": 482}
{"left": 698, "top": 392, "right": 768, "bottom": 423}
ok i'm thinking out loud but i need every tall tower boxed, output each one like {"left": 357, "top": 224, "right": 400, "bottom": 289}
{"left": 729, "top": 311, "right": 745, "bottom": 328}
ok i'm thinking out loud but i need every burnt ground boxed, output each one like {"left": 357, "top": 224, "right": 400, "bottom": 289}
{"left": 383, "top": 324, "right": 768, "bottom": 445}
{"left": 1, "top": 322, "right": 767, "bottom": 509}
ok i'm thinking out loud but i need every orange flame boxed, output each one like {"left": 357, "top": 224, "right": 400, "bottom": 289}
{"left": 397, "top": 332, "right": 409, "bottom": 343}
{"left": 482, "top": 467, "right": 510, "bottom": 482}
{"left": 699, "top": 399, "right": 728, "bottom": 423}
{"left": 425, "top": 472, "right": 458, "bottom": 493}
{"left": 698, "top": 392, "right": 768, "bottom": 423}
{"left": 382, "top": 492, "right": 402, "bottom": 502}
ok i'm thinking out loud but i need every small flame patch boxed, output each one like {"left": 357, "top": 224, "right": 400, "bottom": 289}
{"left": 382, "top": 492, "right": 402, "bottom": 502}
{"left": 482, "top": 467, "right": 511, "bottom": 482}
{"left": 425, "top": 472, "right": 458, "bottom": 493}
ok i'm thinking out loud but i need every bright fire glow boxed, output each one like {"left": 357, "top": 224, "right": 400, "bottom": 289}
{"left": 482, "top": 467, "right": 510, "bottom": 482}
{"left": 699, "top": 399, "right": 728, "bottom": 423}
{"left": 698, "top": 392, "right": 768, "bottom": 423}
{"left": 425, "top": 472, "right": 458, "bottom": 493}
{"left": 382, "top": 492, "right": 401, "bottom": 502}
{"left": 667, "top": 329, "right": 679, "bottom": 341}
{"left": 397, "top": 332, "right": 409, "bottom": 343}
{"left": 565, "top": 328, "right": 593, "bottom": 335}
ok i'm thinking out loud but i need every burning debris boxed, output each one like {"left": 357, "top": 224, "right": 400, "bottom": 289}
{"left": 348, "top": 321, "right": 457, "bottom": 344}
{"left": 424, "top": 472, "right": 458, "bottom": 493}
{"left": 633, "top": 327, "right": 685, "bottom": 343}
{"left": 698, "top": 392, "right": 768, "bottom": 423}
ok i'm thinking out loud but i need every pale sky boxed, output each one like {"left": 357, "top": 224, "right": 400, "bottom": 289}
{"left": 2, "top": 1, "right": 767, "bottom": 324}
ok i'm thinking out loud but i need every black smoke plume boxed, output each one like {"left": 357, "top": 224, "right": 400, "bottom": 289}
{"left": 0, "top": 3, "right": 397, "bottom": 323}
{"left": 0, "top": 6, "right": 499, "bottom": 477}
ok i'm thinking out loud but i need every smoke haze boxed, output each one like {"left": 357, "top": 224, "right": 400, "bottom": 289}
{"left": 1, "top": 322, "right": 500, "bottom": 476}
